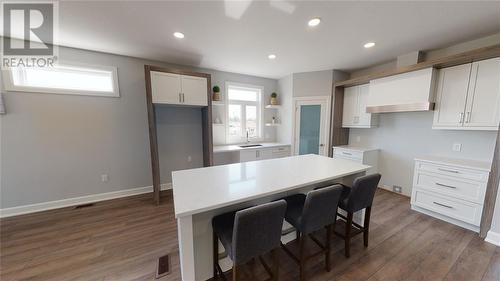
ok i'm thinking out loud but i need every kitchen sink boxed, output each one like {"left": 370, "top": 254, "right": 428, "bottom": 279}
{"left": 239, "top": 144, "right": 263, "bottom": 148}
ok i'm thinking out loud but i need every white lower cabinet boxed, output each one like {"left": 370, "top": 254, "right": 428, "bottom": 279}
{"left": 411, "top": 157, "right": 490, "bottom": 232}
{"left": 332, "top": 146, "right": 379, "bottom": 175}
{"left": 239, "top": 146, "right": 290, "bottom": 162}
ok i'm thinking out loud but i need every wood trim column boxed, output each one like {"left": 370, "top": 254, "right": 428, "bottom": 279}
{"left": 328, "top": 85, "right": 350, "bottom": 156}
{"left": 480, "top": 123, "right": 500, "bottom": 238}
{"left": 144, "top": 65, "right": 161, "bottom": 204}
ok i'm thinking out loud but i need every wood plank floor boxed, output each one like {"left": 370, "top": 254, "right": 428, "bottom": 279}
{"left": 1, "top": 189, "right": 498, "bottom": 281}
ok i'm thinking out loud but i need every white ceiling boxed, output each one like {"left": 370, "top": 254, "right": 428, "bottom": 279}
{"left": 9, "top": 1, "right": 500, "bottom": 79}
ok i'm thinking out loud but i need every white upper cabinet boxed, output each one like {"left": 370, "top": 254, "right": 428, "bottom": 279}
{"left": 433, "top": 57, "right": 500, "bottom": 130}
{"left": 432, "top": 64, "right": 471, "bottom": 127}
{"left": 151, "top": 71, "right": 208, "bottom": 106}
{"left": 464, "top": 58, "right": 500, "bottom": 128}
{"left": 151, "top": 71, "right": 182, "bottom": 104}
{"left": 342, "top": 86, "right": 358, "bottom": 127}
{"left": 357, "top": 84, "right": 373, "bottom": 126}
{"left": 342, "top": 84, "right": 377, "bottom": 128}
{"left": 181, "top": 75, "right": 208, "bottom": 106}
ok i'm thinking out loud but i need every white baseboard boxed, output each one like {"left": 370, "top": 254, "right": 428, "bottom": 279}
{"left": 485, "top": 230, "right": 500, "bottom": 247}
{"left": 0, "top": 183, "right": 172, "bottom": 218}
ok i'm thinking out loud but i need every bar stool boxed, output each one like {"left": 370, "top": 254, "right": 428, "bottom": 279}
{"left": 212, "top": 200, "right": 287, "bottom": 281}
{"left": 280, "top": 185, "right": 343, "bottom": 281}
{"left": 335, "top": 173, "right": 381, "bottom": 258}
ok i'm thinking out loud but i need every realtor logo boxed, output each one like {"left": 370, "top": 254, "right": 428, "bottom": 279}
{"left": 2, "top": 1, "right": 58, "bottom": 67}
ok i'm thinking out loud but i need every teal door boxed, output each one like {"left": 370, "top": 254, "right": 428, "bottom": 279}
{"left": 298, "top": 105, "right": 322, "bottom": 155}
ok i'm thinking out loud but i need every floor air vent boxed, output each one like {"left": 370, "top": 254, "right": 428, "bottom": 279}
{"left": 156, "top": 254, "right": 170, "bottom": 278}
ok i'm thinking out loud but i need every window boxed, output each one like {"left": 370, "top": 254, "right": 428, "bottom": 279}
{"left": 226, "top": 83, "right": 263, "bottom": 142}
{"left": 3, "top": 63, "right": 119, "bottom": 97}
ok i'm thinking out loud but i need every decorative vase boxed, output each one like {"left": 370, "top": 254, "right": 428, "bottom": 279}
{"left": 270, "top": 97, "right": 278, "bottom": 105}
{"left": 212, "top": 92, "right": 221, "bottom": 101}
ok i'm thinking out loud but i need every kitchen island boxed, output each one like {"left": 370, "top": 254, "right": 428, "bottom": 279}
{"left": 172, "top": 154, "right": 370, "bottom": 280}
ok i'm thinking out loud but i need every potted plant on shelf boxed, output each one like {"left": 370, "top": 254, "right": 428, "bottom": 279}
{"left": 212, "top": 86, "right": 221, "bottom": 101}
{"left": 270, "top": 92, "right": 278, "bottom": 105}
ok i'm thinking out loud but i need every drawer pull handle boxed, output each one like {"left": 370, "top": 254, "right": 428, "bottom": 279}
{"left": 438, "top": 168, "right": 459, "bottom": 174}
{"left": 435, "top": 182, "right": 457, "bottom": 189}
{"left": 433, "top": 202, "right": 453, "bottom": 209}
{"left": 342, "top": 152, "right": 352, "bottom": 155}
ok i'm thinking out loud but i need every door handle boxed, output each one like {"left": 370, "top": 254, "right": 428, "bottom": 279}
{"left": 319, "top": 144, "right": 325, "bottom": 147}
{"left": 433, "top": 201, "right": 453, "bottom": 209}
{"left": 179, "top": 93, "right": 182, "bottom": 103}
{"left": 435, "top": 182, "right": 456, "bottom": 189}
{"left": 459, "top": 112, "right": 464, "bottom": 123}
{"left": 182, "top": 93, "right": 185, "bottom": 103}
{"left": 438, "top": 168, "right": 460, "bottom": 174}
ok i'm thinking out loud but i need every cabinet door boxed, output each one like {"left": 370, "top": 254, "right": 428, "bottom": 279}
{"left": 151, "top": 71, "right": 182, "bottom": 104}
{"left": 239, "top": 150, "right": 257, "bottom": 162}
{"left": 342, "top": 86, "right": 359, "bottom": 127}
{"left": 357, "top": 84, "right": 373, "bottom": 127}
{"left": 259, "top": 149, "right": 273, "bottom": 160}
{"left": 181, "top": 75, "right": 208, "bottom": 106}
{"left": 464, "top": 58, "right": 500, "bottom": 129}
{"left": 433, "top": 64, "right": 471, "bottom": 127}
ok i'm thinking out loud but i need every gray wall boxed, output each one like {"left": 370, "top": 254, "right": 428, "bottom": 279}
{"left": 292, "top": 70, "right": 333, "bottom": 97}
{"left": 349, "top": 112, "right": 497, "bottom": 196}
{"left": 0, "top": 45, "right": 278, "bottom": 208}
{"left": 277, "top": 74, "right": 293, "bottom": 144}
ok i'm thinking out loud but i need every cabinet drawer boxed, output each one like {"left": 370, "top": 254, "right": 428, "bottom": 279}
{"left": 414, "top": 171, "right": 486, "bottom": 204}
{"left": 271, "top": 146, "right": 290, "bottom": 158}
{"left": 412, "top": 189, "right": 482, "bottom": 226}
{"left": 333, "top": 148, "right": 363, "bottom": 161}
{"left": 415, "top": 161, "right": 489, "bottom": 182}
{"left": 271, "top": 146, "right": 290, "bottom": 153}
{"left": 333, "top": 155, "right": 363, "bottom": 163}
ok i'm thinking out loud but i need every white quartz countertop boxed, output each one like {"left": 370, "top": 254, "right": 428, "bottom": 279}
{"left": 415, "top": 155, "right": 492, "bottom": 172}
{"left": 333, "top": 145, "right": 379, "bottom": 152}
{"left": 213, "top": 142, "right": 291, "bottom": 153}
{"left": 172, "top": 154, "right": 370, "bottom": 217}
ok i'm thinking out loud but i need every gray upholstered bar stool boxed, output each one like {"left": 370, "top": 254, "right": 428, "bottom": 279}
{"left": 280, "top": 185, "right": 343, "bottom": 281}
{"left": 335, "top": 173, "right": 381, "bottom": 258}
{"left": 212, "top": 200, "right": 287, "bottom": 281}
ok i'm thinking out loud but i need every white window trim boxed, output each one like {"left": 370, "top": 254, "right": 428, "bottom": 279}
{"left": 1, "top": 61, "right": 120, "bottom": 98}
{"left": 225, "top": 81, "right": 264, "bottom": 144}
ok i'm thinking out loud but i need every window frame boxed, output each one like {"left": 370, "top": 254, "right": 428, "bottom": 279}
{"left": 2, "top": 62, "right": 120, "bottom": 98}
{"left": 225, "top": 82, "right": 264, "bottom": 143}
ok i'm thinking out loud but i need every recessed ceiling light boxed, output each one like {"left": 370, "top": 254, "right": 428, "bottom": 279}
{"left": 364, "top": 42, "right": 375, "bottom": 48}
{"left": 268, "top": 54, "right": 276, "bottom": 60}
{"left": 173, "top": 32, "right": 185, "bottom": 39}
{"left": 308, "top": 17, "right": 321, "bottom": 27}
